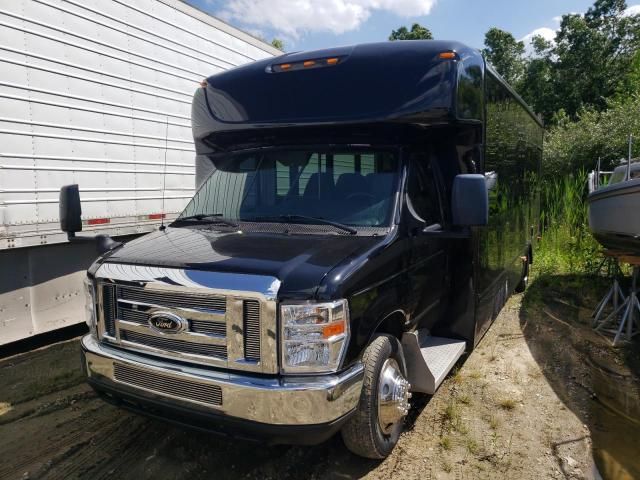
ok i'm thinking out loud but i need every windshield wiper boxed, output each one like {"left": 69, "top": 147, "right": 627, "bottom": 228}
{"left": 172, "top": 213, "right": 239, "bottom": 228}
{"left": 247, "top": 214, "right": 357, "bottom": 234}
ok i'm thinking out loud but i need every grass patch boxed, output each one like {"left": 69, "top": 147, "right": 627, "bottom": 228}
{"left": 536, "top": 172, "right": 601, "bottom": 276}
{"left": 443, "top": 401, "right": 460, "bottom": 423}
{"left": 498, "top": 398, "right": 517, "bottom": 410}
{"left": 442, "top": 461, "right": 453, "bottom": 473}
{"left": 465, "top": 438, "right": 480, "bottom": 456}
{"left": 459, "top": 393, "right": 472, "bottom": 405}
{"left": 442, "top": 400, "right": 468, "bottom": 433}
{"left": 439, "top": 436, "right": 452, "bottom": 451}
{"left": 451, "top": 367, "right": 464, "bottom": 385}
{"left": 468, "top": 370, "right": 482, "bottom": 380}
{"left": 488, "top": 415, "right": 500, "bottom": 430}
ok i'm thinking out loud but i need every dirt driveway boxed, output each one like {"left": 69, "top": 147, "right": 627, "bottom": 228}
{"left": 0, "top": 288, "right": 604, "bottom": 480}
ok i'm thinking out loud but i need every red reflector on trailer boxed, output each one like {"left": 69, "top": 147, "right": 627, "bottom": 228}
{"left": 148, "top": 213, "right": 166, "bottom": 220}
{"left": 87, "top": 218, "right": 110, "bottom": 225}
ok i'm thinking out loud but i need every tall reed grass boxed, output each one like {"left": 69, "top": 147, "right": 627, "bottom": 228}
{"left": 535, "top": 171, "right": 601, "bottom": 275}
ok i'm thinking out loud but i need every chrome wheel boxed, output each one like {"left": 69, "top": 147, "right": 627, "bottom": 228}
{"left": 377, "top": 358, "right": 411, "bottom": 434}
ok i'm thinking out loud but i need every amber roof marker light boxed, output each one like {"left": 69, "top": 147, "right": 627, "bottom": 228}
{"left": 439, "top": 51, "right": 457, "bottom": 60}
{"left": 270, "top": 56, "right": 343, "bottom": 73}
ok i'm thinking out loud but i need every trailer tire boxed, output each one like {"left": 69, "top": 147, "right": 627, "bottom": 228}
{"left": 515, "top": 259, "right": 529, "bottom": 293}
{"left": 341, "top": 334, "right": 410, "bottom": 459}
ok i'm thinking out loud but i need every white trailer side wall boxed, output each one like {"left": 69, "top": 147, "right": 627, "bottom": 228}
{"left": 0, "top": 0, "right": 279, "bottom": 249}
{"left": 0, "top": 0, "right": 279, "bottom": 344}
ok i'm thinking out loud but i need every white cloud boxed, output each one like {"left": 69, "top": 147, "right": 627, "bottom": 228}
{"left": 217, "top": 0, "right": 437, "bottom": 38}
{"left": 552, "top": 15, "right": 562, "bottom": 23}
{"left": 624, "top": 4, "right": 640, "bottom": 16}
{"left": 519, "top": 27, "right": 556, "bottom": 56}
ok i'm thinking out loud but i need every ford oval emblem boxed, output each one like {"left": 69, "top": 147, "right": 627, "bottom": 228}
{"left": 148, "top": 311, "right": 187, "bottom": 334}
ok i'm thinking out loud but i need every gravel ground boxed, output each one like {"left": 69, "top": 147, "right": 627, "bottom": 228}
{"left": 0, "top": 289, "right": 600, "bottom": 480}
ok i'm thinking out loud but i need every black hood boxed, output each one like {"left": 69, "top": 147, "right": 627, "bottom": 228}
{"left": 103, "top": 227, "right": 382, "bottom": 299}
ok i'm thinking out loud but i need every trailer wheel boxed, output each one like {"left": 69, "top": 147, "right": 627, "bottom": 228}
{"left": 515, "top": 258, "right": 529, "bottom": 293}
{"left": 341, "top": 335, "right": 411, "bottom": 459}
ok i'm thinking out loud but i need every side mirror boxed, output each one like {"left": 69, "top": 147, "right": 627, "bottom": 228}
{"left": 451, "top": 174, "right": 488, "bottom": 226}
{"left": 60, "top": 184, "right": 82, "bottom": 236}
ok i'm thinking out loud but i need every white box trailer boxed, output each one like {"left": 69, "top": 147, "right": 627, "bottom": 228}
{"left": 0, "top": 0, "right": 280, "bottom": 345}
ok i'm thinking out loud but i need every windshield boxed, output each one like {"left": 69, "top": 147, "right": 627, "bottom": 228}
{"left": 178, "top": 148, "right": 400, "bottom": 229}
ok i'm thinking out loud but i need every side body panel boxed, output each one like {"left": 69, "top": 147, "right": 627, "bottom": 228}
{"left": 475, "top": 69, "right": 543, "bottom": 344}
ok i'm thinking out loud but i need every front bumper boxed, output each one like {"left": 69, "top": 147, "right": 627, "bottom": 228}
{"left": 81, "top": 335, "right": 364, "bottom": 443}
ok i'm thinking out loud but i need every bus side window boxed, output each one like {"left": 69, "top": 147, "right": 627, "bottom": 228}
{"left": 407, "top": 159, "right": 440, "bottom": 225}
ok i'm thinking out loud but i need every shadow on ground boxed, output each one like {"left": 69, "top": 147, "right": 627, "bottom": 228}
{"left": 0, "top": 335, "right": 436, "bottom": 480}
{"left": 519, "top": 274, "right": 640, "bottom": 480}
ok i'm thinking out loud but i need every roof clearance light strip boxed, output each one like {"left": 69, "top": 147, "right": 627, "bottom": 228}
{"left": 271, "top": 57, "right": 342, "bottom": 73}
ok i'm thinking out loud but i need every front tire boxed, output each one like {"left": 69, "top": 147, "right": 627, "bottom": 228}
{"left": 341, "top": 335, "right": 411, "bottom": 459}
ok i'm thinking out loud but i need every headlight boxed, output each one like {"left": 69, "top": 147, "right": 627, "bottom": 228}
{"left": 280, "top": 300, "right": 350, "bottom": 374}
{"left": 83, "top": 277, "right": 97, "bottom": 337}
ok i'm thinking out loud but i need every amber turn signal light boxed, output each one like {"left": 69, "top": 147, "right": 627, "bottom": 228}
{"left": 322, "top": 322, "right": 345, "bottom": 338}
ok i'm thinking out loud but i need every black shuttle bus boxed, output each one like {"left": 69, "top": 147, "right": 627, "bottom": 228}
{"left": 65, "top": 40, "right": 543, "bottom": 458}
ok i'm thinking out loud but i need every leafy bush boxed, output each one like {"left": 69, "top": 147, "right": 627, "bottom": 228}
{"left": 544, "top": 95, "right": 640, "bottom": 178}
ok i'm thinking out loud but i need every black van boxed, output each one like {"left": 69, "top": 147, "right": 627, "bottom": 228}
{"left": 64, "top": 40, "right": 543, "bottom": 459}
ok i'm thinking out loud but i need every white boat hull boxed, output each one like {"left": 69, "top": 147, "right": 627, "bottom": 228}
{"left": 588, "top": 179, "right": 640, "bottom": 253}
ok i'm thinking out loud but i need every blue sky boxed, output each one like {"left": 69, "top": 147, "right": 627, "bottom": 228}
{"left": 187, "top": 0, "right": 640, "bottom": 53}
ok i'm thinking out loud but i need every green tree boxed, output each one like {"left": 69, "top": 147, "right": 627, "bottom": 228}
{"left": 550, "top": 0, "right": 640, "bottom": 118}
{"left": 519, "top": 35, "right": 556, "bottom": 123}
{"left": 618, "top": 49, "right": 640, "bottom": 96}
{"left": 482, "top": 27, "right": 526, "bottom": 85}
{"left": 389, "top": 23, "right": 433, "bottom": 41}
{"left": 271, "top": 38, "right": 284, "bottom": 51}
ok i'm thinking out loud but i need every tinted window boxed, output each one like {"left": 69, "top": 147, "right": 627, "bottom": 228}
{"left": 457, "top": 57, "right": 484, "bottom": 120}
{"left": 180, "top": 149, "right": 400, "bottom": 229}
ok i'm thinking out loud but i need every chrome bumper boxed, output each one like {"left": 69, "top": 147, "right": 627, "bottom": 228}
{"left": 81, "top": 335, "right": 363, "bottom": 426}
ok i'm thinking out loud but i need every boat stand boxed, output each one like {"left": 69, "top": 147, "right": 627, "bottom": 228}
{"left": 592, "top": 275, "right": 626, "bottom": 328}
{"left": 594, "top": 264, "right": 640, "bottom": 346}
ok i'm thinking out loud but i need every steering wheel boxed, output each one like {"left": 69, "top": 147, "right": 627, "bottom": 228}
{"left": 346, "top": 192, "right": 376, "bottom": 203}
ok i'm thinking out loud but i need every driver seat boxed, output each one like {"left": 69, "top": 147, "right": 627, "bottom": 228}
{"left": 335, "top": 173, "right": 368, "bottom": 199}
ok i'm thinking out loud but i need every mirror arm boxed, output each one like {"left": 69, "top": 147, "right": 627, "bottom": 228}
{"left": 67, "top": 232, "right": 122, "bottom": 254}
{"left": 95, "top": 234, "right": 123, "bottom": 254}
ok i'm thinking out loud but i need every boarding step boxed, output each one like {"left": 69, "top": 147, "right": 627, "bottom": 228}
{"left": 401, "top": 330, "right": 466, "bottom": 394}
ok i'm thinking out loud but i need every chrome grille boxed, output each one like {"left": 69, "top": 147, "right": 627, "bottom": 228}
{"left": 121, "top": 330, "right": 227, "bottom": 359}
{"left": 94, "top": 263, "right": 278, "bottom": 374}
{"left": 117, "top": 285, "right": 226, "bottom": 312}
{"left": 119, "top": 308, "right": 147, "bottom": 324}
{"left": 190, "top": 320, "right": 226, "bottom": 336}
{"left": 243, "top": 300, "right": 261, "bottom": 361}
{"left": 117, "top": 304, "right": 226, "bottom": 337}
{"left": 102, "top": 285, "right": 116, "bottom": 336}
{"left": 113, "top": 363, "right": 222, "bottom": 406}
